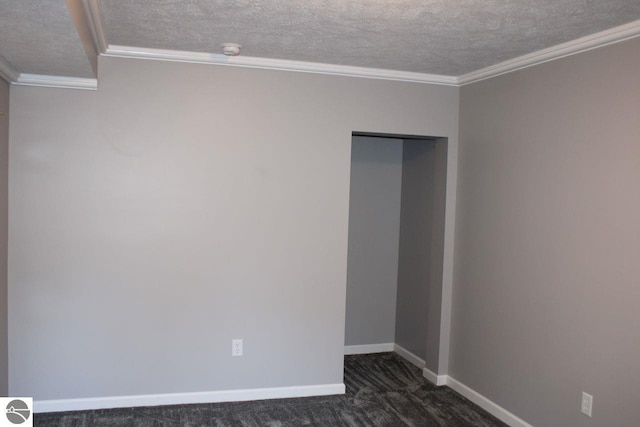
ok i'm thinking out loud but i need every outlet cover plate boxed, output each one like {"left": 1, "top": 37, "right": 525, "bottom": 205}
{"left": 581, "top": 392, "right": 593, "bottom": 417}
{"left": 232, "top": 339, "right": 243, "bottom": 357}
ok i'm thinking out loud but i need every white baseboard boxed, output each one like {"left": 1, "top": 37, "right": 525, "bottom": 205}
{"left": 422, "top": 367, "right": 447, "bottom": 386}
{"left": 393, "top": 344, "right": 425, "bottom": 369}
{"left": 344, "top": 343, "right": 394, "bottom": 355}
{"left": 34, "top": 383, "right": 345, "bottom": 414}
{"left": 393, "top": 347, "right": 532, "bottom": 427}
{"left": 446, "top": 376, "right": 532, "bottom": 427}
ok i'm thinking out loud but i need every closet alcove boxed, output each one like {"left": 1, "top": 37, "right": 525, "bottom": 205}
{"left": 344, "top": 132, "right": 448, "bottom": 374}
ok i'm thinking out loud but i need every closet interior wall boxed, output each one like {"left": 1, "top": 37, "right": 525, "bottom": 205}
{"left": 345, "top": 135, "right": 447, "bottom": 373}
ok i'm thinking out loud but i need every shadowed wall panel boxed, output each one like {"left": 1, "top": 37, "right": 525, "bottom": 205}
{"left": 395, "top": 141, "right": 435, "bottom": 360}
{"left": 0, "top": 78, "right": 9, "bottom": 396}
{"left": 345, "top": 137, "right": 402, "bottom": 346}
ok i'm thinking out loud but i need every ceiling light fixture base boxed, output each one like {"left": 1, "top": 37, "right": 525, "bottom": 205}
{"left": 222, "top": 43, "right": 241, "bottom": 56}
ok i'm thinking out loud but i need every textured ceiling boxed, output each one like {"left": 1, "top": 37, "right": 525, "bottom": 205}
{"left": 1, "top": 1, "right": 640, "bottom": 80}
{"left": 101, "top": 0, "right": 640, "bottom": 76}
{"left": 0, "top": 0, "right": 94, "bottom": 78}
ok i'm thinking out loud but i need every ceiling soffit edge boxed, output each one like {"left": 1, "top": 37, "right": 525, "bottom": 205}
{"left": 81, "top": 0, "right": 108, "bottom": 54}
{"left": 0, "top": 54, "right": 20, "bottom": 83}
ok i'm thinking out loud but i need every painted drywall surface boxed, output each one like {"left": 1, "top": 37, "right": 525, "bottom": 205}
{"left": 0, "top": 79, "right": 8, "bottom": 396}
{"left": 426, "top": 139, "right": 447, "bottom": 374}
{"left": 395, "top": 140, "right": 435, "bottom": 360}
{"left": 345, "top": 136, "right": 402, "bottom": 346}
{"left": 454, "top": 37, "right": 640, "bottom": 426}
{"left": 8, "top": 56, "right": 459, "bottom": 400}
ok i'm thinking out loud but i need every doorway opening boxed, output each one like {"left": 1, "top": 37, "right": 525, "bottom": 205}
{"left": 344, "top": 132, "right": 448, "bottom": 378}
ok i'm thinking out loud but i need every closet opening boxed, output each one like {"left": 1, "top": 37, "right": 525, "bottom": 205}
{"left": 344, "top": 132, "right": 448, "bottom": 379}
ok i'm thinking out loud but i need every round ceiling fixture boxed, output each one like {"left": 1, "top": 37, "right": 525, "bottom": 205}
{"left": 222, "top": 43, "right": 241, "bottom": 56}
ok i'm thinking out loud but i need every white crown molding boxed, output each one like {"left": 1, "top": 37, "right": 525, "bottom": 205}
{"left": 458, "top": 18, "right": 640, "bottom": 85}
{"left": 35, "top": 383, "right": 345, "bottom": 413}
{"left": 15, "top": 74, "right": 97, "bottom": 90}
{"left": 0, "top": 55, "right": 94, "bottom": 90}
{"left": 104, "top": 45, "right": 459, "bottom": 86}
{"left": 344, "top": 343, "right": 394, "bottom": 355}
{"left": 82, "top": 0, "right": 108, "bottom": 54}
{"left": 0, "top": 54, "right": 19, "bottom": 83}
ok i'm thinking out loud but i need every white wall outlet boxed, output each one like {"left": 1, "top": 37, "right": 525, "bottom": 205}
{"left": 232, "top": 339, "right": 243, "bottom": 357}
{"left": 581, "top": 392, "right": 593, "bottom": 417}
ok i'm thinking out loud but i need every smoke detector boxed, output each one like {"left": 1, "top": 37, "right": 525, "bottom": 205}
{"left": 222, "top": 43, "right": 241, "bottom": 56}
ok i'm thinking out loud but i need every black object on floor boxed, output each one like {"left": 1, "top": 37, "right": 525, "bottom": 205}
{"left": 35, "top": 352, "right": 506, "bottom": 426}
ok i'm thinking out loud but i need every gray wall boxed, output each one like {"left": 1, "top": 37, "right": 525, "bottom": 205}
{"left": 8, "top": 56, "right": 459, "bottom": 400}
{"left": 0, "top": 78, "right": 8, "bottom": 396}
{"left": 426, "top": 139, "right": 447, "bottom": 374}
{"left": 454, "top": 37, "right": 640, "bottom": 426}
{"left": 345, "top": 136, "right": 402, "bottom": 346}
{"left": 395, "top": 140, "right": 435, "bottom": 360}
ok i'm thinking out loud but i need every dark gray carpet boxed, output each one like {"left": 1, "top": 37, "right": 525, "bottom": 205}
{"left": 35, "top": 353, "right": 506, "bottom": 426}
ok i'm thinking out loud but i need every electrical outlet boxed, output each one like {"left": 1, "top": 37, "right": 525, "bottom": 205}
{"left": 232, "top": 339, "right": 243, "bottom": 357}
{"left": 581, "top": 392, "right": 593, "bottom": 417}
